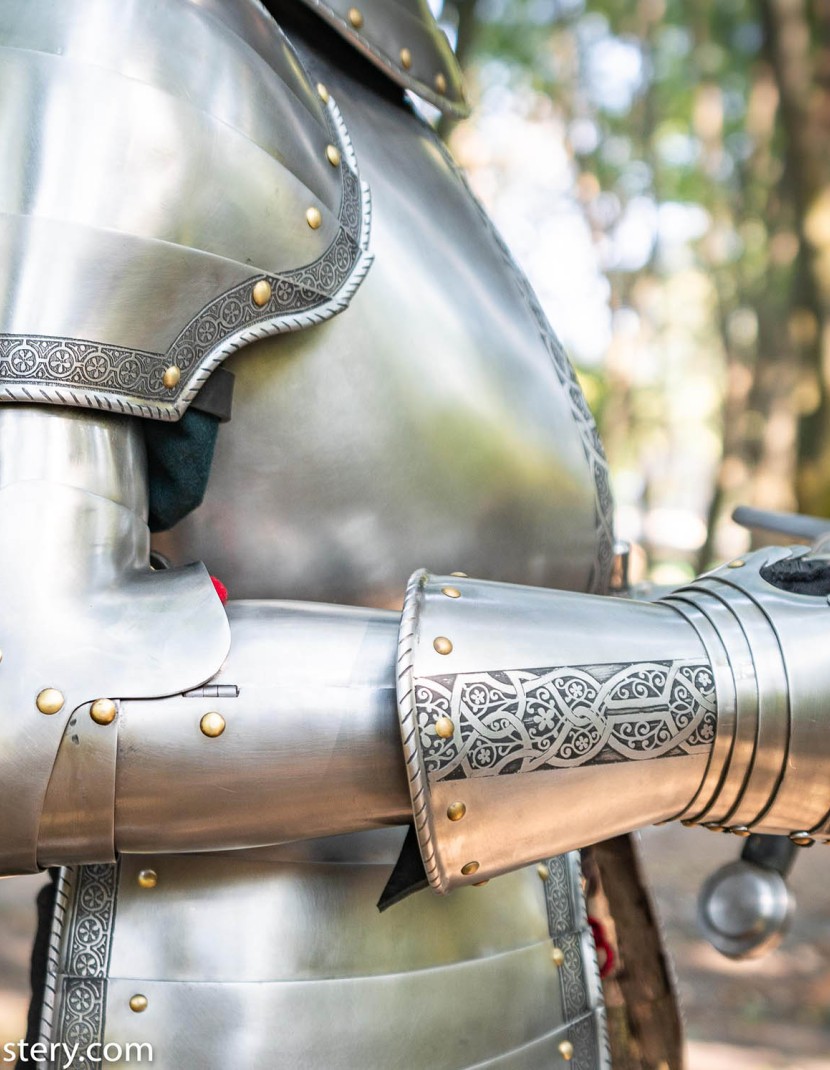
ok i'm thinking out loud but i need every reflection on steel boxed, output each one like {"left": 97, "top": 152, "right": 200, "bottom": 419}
{"left": 698, "top": 860, "right": 793, "bottom": 960}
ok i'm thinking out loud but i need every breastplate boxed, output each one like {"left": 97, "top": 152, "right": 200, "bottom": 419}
{"left": 153, "top": 38, "right": 612, "bottom": 607}
{"left": 41, "top": 25, "right": 610, "bottom": 1070}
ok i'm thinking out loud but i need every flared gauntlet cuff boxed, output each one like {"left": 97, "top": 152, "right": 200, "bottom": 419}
{"left": 397, "top": 552, "right": 830, "bottom": 892}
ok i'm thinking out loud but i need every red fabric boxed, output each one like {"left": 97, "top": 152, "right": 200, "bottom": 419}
{"left": 210, "top": 576, "right": 228, "bottom": 605}
{"left": 588, "top": 914, "right": 615, "bottom": 979}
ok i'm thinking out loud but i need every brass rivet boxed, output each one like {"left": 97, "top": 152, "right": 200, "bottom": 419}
{"left": 447, "top": 801, "right": 466, "bottom": 821}
{"left": 252, "top": 280, "right": 272, "bottom": 307}
{"left": 680, "top": 819, "right": 697, "bottom": 827}
{"left": 433, "top": 636, "right": 453, "bottom": 655}
{"left": 317, "top": 82, "right": 330, "bottom": 104}
{"left": 703, "top": 822, "right": 724, "bottom": 832}
{"left": 306, "top": 206, "right": 322, "bottom": 230}
{"left": 472, "top": 879, "right": 489, "bottom": 887}
{"left": 137, "top": 869, "right": 158, "bottom": 890}
{"left": 790, "top": 831, "right": 815, "bottom": 847}
{"left": 551, "top": 946, "right": 565, "bottom": 968}
{"left": 441, "top": 586, "right": 461, "bottom": 599}
{"left": 731, "top": 826, "right": 751, "bottom": 837}
{"left": 200, "top": 712, "right": 226, "bottom": 738}
{"left": 348, "top": 6, "right": 363, "bottom": 28}
{"left": 728, "top": 559, "right": 745, "bottom": 569}
{"left": 400, "top": 47, "right": 412, "bottom": 69}
{"left": 326, "top": 144, "right": 341, "bottom": 168}
{"left": 450, "top": 572, "right": 468, "bottom": 577}
{"left": 90, "top": 698, "right": 117, "bottom": 726}
{"left": 434, "top": 716, "right": 454, "bottom": 739}
{"left": 461, "top": 861, "right": 480, "bottom": 876}
{"left": 162, "top": 365, "right": 181, "bottom": 390}
{"left": 36, "top": 688, "right": 64, "bottom": 715}
{"left": 536, "top": 863, "right": 549, "bottom": 881}
{"left": 434, "top": 72, "right": 447, "bottom": 94}
{"left": 558, "top": 1040, "right": 574, "bottom": 1062}
{"left": 129, "top": 994, "right": 148, "bottom": 1013}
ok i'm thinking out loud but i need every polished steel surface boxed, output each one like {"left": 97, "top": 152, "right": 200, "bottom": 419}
{"left": 43, "top": 839, "right": 606, "bottom": 1069}
{"left": 115, "top": 600, "right": 411, "bottom": 853}
{"left": 156, "top": 47, "right": 612, "bottom": 606}
{"left": 697, "top": 859, "right": 793, "bottom": 960}
{"left": 0, "top": 406, "right": 229, "bottom": 874}
{"left": 0, "top": 0, "right": 371, "bottom": 419}
{"left": 398, "top": 570, "right": 715, "bottom": 892}
{"left": 665, "top": 546, "right": 830, "bottom": 834}
{"left": 292, "top": 0, "right": 469, "bottom": 116}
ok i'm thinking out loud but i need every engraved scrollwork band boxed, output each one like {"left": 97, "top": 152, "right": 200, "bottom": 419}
{"left": 44, "top": 864, "right": 120, "bottom": 1070}
{"left": 417, "top": 659, "right": 717, "bottom": 781}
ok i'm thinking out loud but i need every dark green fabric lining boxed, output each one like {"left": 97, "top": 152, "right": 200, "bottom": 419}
{"left": 144, "top": 408, "right": 219, "bottom": 532}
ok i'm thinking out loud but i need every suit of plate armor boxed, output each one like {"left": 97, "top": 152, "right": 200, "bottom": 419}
{"left": 2, "top": 2, "right": 829, "bottom": 1068}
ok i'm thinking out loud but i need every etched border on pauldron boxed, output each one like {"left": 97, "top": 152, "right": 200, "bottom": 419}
{"left": 0, "top": 99, "right": 372, "bottom": 423}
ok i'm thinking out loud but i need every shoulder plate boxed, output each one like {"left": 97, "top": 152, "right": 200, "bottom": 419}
{"left": 295, "top": 0, "right": 468, "bottom": 117}
{"left": 0, "top": 0, "right": 371, "bottom": 420}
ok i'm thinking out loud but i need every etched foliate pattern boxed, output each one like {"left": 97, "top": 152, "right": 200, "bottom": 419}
{"left": 49, "top": 864, "right": 119, "bottom": 1070}
{"left": 417, "top": 659, "right": 716, "bottom": 780}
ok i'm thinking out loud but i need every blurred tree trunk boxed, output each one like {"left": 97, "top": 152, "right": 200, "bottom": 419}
{"left": 763, "top": 0, "right": 830, "bottom": 518}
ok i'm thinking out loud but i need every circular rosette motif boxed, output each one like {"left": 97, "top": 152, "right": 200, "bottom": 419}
{"left": 46, "top": 344, "right": 77, "bottom": 379}
{"left": 9, "top": 343, "right": 38, "bottom": 375}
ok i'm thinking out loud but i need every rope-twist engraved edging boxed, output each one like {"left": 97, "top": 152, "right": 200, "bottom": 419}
{"left": 397, "top": 568, "right": 445, "bottom": 891}
{"left": 38, "top": 867, "right": 74, "bottom": 1048}
{"left": 0, "top": 95, "right": 372, "bottom": 423}
{"left": 432, "top": 137, "right": 614, "bottom": 594}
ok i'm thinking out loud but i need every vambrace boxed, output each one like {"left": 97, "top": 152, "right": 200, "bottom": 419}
{"left": 397, "top": 563, "right": 830, "bottom": 893}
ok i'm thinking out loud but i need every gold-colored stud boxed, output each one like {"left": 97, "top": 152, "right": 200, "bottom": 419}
{"left": 306, "top": 206, "right": 322, "bottom": 230}
{"left": 433, "top": 636, "right": 453, "bottom": 655}
{"left": 137, "top": 869, "right": 158, "bottom": 890}
{"left": 90, "top": 698, "right": 117, "bottom": 726}
{"left": 326, "top": 144, "right": 341, "bottom": 168}
{"left": 446, "top": 801, "right": 466, "bottom": 822}
{"left": 129, "top": 994, "right": 148, "bottom": 1013}
{"left": 551, "top": 946, "right": 565, "bottom": 968}
{"left": 790, "top": 831, "right": 815, "bottom": 847}
{"left": 36, "top": 688, "right": 64, "bottom": 715}
{"left": 434, "top": 716, "right": 454, "bottom": 739}
{"left": 558, "top": 1040, "right": 574, "bottom": 1062}
{"left": 434, "top": 72, "right": 447, "bottom": 94}
{"left": 461, "top": 861, "right": 480, "bottom": 876}
{"left": 252, "top": 280, "right": 272, "bottom": 307}
{"left": 703, "top": 822, "right": 724, "bottom": 832}
{"left": 441, "top": 586, "right": 461, "bottom": 599}
{"left": 400, "top": 47, "right": 412, "bottom": 69}
{"left": 680, "top": 819, "right": 697, "bottom": 827}
{"left": 317, "top": 82, "right": 330, "bottom": 104}
{"left": 348, "top": 6, "right": 363, "bottom": 28}
{"left": 536, "top": 863, "right": 549, "bottom": 881}
{"left": 728, "top": 559, "right": 745, "bottom": 569}
{"left": 450, "top": 572, "right": 468, "bottom": 577}
{"left": 731, "top": 826, "right": 751, "bottom": 837}
{"left": 162, "top": 365, "right": 181, "bottom": 390}
{"left": 200, "top": 712, "right": 226, "bottom": 738}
